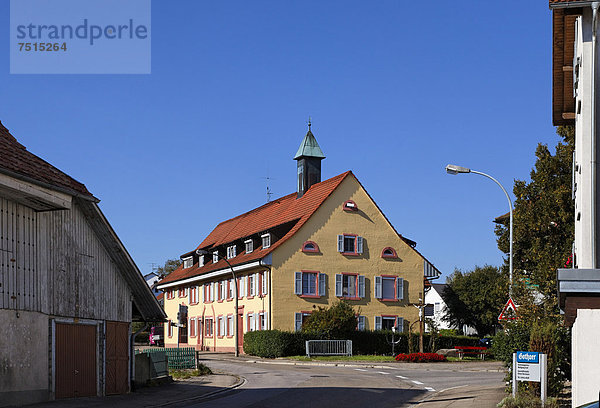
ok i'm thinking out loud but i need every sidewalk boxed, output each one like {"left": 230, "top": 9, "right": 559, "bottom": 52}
{"left": 26, "top": 374, "right": 241, "bottom": 408}
{"left": 409, "top": 384, "right": 506, "bottom": 408}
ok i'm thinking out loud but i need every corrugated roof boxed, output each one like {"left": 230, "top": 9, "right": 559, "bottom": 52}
{"left": 0, "top": 121, "right": 94, "bottom": 198}
{"left": 159, "top": 171, "right": 351, "bottom": 285}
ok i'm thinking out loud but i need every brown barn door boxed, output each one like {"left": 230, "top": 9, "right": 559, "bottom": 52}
{"left": 106, "top": 321, "right": 130, "bottom": 395}
{"left": 55, "top": 323, "right": 97, "bottom": 399}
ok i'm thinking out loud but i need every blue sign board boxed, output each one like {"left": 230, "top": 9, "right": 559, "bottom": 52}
{"left": 516, "top": 351, "right": 539, "bottom": 364}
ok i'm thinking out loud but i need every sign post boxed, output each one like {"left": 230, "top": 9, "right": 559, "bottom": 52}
{"left": 513, "top": 351, "right": 547, "bottom": 405}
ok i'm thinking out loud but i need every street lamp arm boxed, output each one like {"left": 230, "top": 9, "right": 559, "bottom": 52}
{"left": 469, "top": 170, "right": 514, "bottom": 214}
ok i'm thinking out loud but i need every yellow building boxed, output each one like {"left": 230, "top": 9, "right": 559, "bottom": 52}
{"left": 157, "top": 127, "right": 440, "bottom": 352}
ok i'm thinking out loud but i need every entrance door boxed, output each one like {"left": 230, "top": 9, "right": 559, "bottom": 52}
{"left": 237, "top": 311, "right": 244, "bottom": 352}
{"left": 55, "top": 323, "right": 97, "bottom": 399}
{"left": 105, "top": 321, "right": 129, "bottom": 395}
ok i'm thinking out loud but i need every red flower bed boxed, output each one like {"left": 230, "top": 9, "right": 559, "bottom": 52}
{"left": 395, "top": 353, "right": 447, "bottom": 363}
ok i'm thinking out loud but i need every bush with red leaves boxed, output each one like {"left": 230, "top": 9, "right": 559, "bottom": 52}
{"left": 394, "top": 353, "right": 447, "bottom": 363}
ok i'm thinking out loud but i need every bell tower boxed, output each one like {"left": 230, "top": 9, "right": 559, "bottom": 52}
{"left": 294, "top": 121, "right": 325, "bottom": 198}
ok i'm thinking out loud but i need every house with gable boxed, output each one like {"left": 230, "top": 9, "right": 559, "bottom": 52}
{"left": 0, "top": 121, "right": 165, "bottom": 406}
{"left": 157, "top": 126, "right": 441, "bottom": 352}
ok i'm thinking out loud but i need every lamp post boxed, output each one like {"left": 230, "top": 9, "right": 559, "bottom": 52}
{"left": 445, "top": 164, "right": 514, "bottom": 298}
{"left": 196, "top": 249, "right": 239, "bottom": 357}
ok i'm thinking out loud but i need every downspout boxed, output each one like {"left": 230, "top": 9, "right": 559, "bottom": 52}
{"left": 592, "top": 3, "right": 599, "bottom": 267}
{"left": 130, "top": 322, "right": 148, "bottom": 391}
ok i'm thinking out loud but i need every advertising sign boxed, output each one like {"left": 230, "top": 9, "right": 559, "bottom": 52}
{"left": 515, "top": 351, "right": 541, "bottom": 382}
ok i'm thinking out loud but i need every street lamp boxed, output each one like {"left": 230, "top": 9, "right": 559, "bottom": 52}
{"left": 196, "top": 249, "right": 239, "bottom": 357}
{"left": 445, "top": 164, "right": 514, "bottom": 298}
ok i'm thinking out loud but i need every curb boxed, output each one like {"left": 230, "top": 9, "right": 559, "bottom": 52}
{"left": 148, "top": 374, "right": 246, "bottom": 407}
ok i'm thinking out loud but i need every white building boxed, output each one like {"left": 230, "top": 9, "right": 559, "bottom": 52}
{"left": 550, "top": 1, "right": 600, "bottom": 406}
{"left": 424, "top": 283, "right": 476, "bottom": 335}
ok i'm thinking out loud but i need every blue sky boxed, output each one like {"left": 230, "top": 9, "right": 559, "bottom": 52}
{"left": 0, "top": 1, "right": 557, "bottom": 281}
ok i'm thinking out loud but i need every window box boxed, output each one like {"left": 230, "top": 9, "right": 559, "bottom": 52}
{"left": 302, "top": 241, "right": 320, "bottom": 253}
{"left": 335, "top": 273, "right": 365, "bottom": 299}
{"left": 337, "top": 234, "right": 363, "bottom": 255}
{"left": 374, "top": 276, "right": 404, "bottom": 301}
{"left": 294, "top": 271, "right": 326, "bottom": 297}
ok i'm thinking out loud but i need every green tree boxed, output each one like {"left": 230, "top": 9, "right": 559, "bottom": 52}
{"left": 156, "top": 258, "right": 182, "bottom": 278}
{"left": 302, "top": 300, "right": 358, "bottom": 339}
{"left": 442, "top": 265, "right": 508, "bottom": 336}
{"left": 495, "top": 126, "right": 574, "bottom": 317}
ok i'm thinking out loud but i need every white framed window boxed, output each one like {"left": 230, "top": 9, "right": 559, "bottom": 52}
{"left": 248, "top": 273, "right": 259, "bottom": 297}
{"left": 375, "top": 316, "right": 404, "bottom": 332}
{"left": 219, "top": 280, "right": 226, "bottom": 301}
{"left": 199, "top": 255, "right": 205, "bottom": 267}
{"left": 374, "top": 276, "right": 404, "bottom": 301}
{"left": 261, "top": 233, "right": 271, "bottom": 249}
{"left": 335, "top": 274, "right": 365, "bottom": 298}
{"left": 212, "top": 251, "right": 219, "bottom": 263}
{"left": 259, "top": 312, "right": 268, "bottom": 330}
{"left": 228, "top": 279, "right": 234, "bottom": 299}
{"left": 337, "top": 234, "right": 363, "bottom": 255}
{"left": 205, "top": 318, "right": 213, "bottom": 337}
{"left": 189, "top": 286, "right": 198, "bottom": 304}
{"left": 261, "top": 271, "right": 268, "bottom": 295}
{"left": 434, "top": 302, "right": 441, "bottom": 313}
{"left": 227, "top": 245, "right": 237, "bottom": 259}
{"left": 227, "top": 315, "right": 234, "bottom": 336}
{"left": 218, "top": 316, "right": 225, "bottom": 337}
{"left": 357, "top": 315, "right": 366, "bottom": 331}
{"left": 294, "top": 271, "right": 326, "bottom": 296}
{"left": 183, "top": 256, "right": 193, "bottom": 269}
{"left": 245, "top": 239, "right": 253, "bottom": 254}
{"left": 247, "top": 313, "right": 257, "bottom": 332}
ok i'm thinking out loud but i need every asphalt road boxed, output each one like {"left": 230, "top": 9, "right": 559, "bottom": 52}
{"left": 188, "top": 358, "right": 505, "bottom": 408}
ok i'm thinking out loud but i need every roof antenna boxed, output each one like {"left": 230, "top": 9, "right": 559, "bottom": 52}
{"left": 262, "top": 167, "right": 275, "bottom": 202}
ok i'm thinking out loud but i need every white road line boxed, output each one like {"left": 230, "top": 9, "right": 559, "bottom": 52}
{"left": 395, "top": 375, "right": 407, "bottom": 379}
{"left": 354, "top": 368, "right": 368, "bottom": 372}
{"left": 377, "top": 371, "right": 390, "bottom": 375}
{"left": 412, "top": 380, "right": 424, "bottom": 385}
{"left": 425, "top": 387, "right": 436, "bottom": 392}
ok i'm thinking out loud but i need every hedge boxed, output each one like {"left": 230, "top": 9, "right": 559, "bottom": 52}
{"left": 243, "top": 330, "right": 480, "bottom": 358}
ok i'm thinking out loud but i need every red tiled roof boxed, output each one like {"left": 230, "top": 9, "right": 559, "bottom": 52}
{"left": 159, "top": 171, "right": 352, "bottom": 285}
{"left": 0, "top": 121, "right": 93, "bottom": 197}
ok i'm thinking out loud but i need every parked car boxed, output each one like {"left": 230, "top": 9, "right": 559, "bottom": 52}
{"left": 150, "top": 325, "right": 164, "bottom": 347}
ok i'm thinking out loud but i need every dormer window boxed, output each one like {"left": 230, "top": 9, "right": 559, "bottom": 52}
{"left": 302, "top": 241, "right": 320, "bottom": 253}
{"left": 261, "top": 233, "right": 271, "bottom": 249}
{"left": 381, "top": 247, "right": 398, "bottom": 259}
{"left": 227, "top": 245, "right": 237, "bottom": 259}
{"left": 183, "top": 256, "right": 193, "bottom": 269}
{"left": 245, "top": 239, "right": 254, "bottom": 254}
{"left": 343, "top": 200, "right": 358, "bottom": 211}
{"left": 212, "top": 251, "right": 219, "bottom": 263}
{"left": 199, "top": 255, "right": 205, "bottom": 267}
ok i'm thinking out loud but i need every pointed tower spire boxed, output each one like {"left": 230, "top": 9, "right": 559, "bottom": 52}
{"left": 294, "top": 122, "right": 325, "bottom": 198}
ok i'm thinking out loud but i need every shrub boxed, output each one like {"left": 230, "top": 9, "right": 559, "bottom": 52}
{"left": 497, "top": 393, "right": 559, "bottom": 408}
{"left": 302, "top": 300, "right": 358, "bottom": 338}
{"left": 244, "top": 329, "right": 480, "bottom": 358}
{"left": 395, "top": 353, "right": 447, "bottom": 363}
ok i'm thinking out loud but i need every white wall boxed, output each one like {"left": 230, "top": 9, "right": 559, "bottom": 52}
{"left": 572, "top": 309, "right": 600, "bottom": 407}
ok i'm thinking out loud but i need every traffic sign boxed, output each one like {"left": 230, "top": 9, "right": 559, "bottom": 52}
{"left": 498, "top": 298, "right": 518, "bottom": 322}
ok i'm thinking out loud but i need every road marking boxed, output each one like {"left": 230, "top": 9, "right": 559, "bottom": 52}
{"left": 360, "top": 388, "right": 384, "bottom": 393}
{"left": 412, "top": 380, "right": 424, "bottom": 385}
{"left": 395, "top": 375, "right": 407, "bottom": 379}
{"left": 377, "top": 371, "right": 390, "bottom": 375}
{"left": 354, "top": 368, "right": 368, "bottom": 372}
{"left": 425, "top": 387, "right": 436, "bottom": 392}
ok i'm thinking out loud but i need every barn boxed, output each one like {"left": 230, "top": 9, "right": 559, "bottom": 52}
{"left": 0, "top": 121, "right": 165, "bottom": 406}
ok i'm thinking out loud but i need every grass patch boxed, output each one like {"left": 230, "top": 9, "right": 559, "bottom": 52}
{"left": 284, "top": 355, "right": 397, "bottom": 362}
{"left": 169, "top": 363, "right": 212, "bottom": 379}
